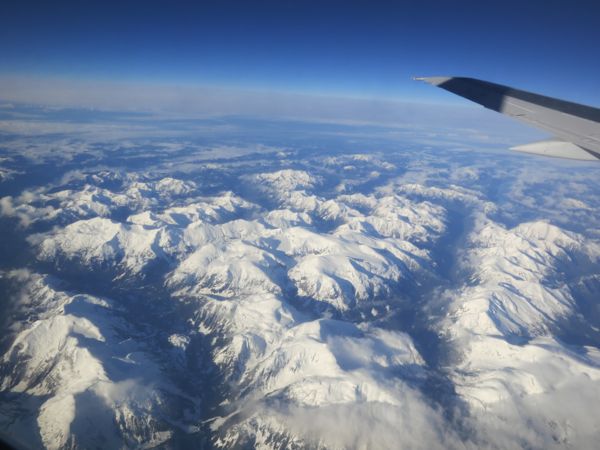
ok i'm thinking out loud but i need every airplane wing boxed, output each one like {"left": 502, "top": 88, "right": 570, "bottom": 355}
{"left": 415, "top": 76, "right": 600, "bottom": 161}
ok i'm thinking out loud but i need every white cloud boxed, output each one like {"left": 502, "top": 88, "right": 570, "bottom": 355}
{"left": 0, "top": 76, "right": 542, "bottom": 144}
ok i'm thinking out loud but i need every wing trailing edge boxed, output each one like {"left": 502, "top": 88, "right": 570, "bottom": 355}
{"left": 510, "top": 139, "right": 597, "bottom": 161}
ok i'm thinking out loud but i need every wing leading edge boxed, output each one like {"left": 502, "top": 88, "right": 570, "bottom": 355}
{"left": 415, "top": 76, "right": 600, "bottom": 161}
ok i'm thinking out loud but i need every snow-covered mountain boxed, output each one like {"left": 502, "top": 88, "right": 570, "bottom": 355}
{"left": 442, "top": 220, "right": 600, "bottom": 448}
{"left": 1, "top": 111, "right": 600, "bottom": 449}
{"left": 0, "top": 271, "right": 204, "bottom": 449}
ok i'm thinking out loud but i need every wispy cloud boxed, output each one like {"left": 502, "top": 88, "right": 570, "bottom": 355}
{"left": 0, "top": 76, "right": 542, "bottom": 143}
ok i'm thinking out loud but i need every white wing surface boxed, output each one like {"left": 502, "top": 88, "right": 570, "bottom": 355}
{"left": 416, "top": 76, "right": 600, "bottom": 161}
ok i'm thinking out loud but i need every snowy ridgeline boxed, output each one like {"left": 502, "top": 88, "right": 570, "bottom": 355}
{"left": 1, "top": 156, "right": 600, "bottom": 450}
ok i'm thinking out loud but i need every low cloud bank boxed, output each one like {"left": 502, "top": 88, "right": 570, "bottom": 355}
{"left": 0, "top": 76, "right": 540, "bottom": 139}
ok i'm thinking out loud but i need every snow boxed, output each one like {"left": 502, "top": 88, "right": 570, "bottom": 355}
{"left": 34, "top": 217, "right": 162, "bottom": 273}
{"left": 0, "top": 272, "right": 201, "bottom": 449}
{"left": 249, "top": 169, "right": 321, "bottom": 193}
{"left": 440, "top": 218, "right": 600, "bottom": 448}
{"left": 2, "top": 124, "right": 600, "bottom": 449}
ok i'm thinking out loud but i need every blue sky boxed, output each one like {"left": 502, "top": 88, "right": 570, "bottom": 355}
{"left": 1, "top": 0, "right": 599, "bottom": 106}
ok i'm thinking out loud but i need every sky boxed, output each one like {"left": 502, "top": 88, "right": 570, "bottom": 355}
{"left": 1, "top": 0, "right": 599, "bottom": 109}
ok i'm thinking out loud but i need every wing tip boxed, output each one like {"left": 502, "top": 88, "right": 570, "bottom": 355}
{"left": 413, "top": 76, "right": 453, "bottom": 86}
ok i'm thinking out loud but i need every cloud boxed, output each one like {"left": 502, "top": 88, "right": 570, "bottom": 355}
{"left": 268, "top": 400, "right": 466, "bottom": 450}
{"left": 0, "top": 76, "right": 542, "bottom": 143}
